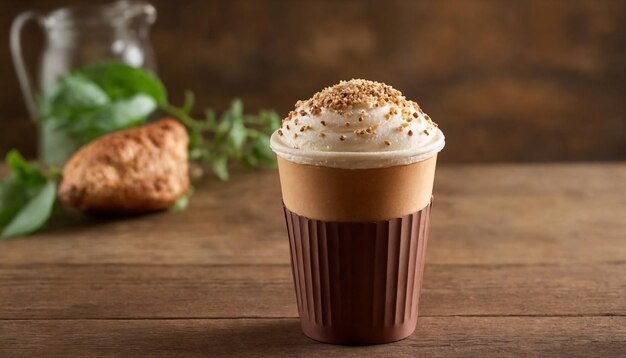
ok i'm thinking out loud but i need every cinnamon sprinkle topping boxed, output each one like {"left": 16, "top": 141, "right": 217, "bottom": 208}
{"left": 279, "top": 79, "right": 440, "bottom": 141}
{"left": 298, "top": 79, "right": 409, "bottom": 113}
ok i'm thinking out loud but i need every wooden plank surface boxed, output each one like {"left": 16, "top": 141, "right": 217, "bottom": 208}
{"left": 0, "top": 163, "right": 625, "bottom": 356}
{"left": 1, "top": 318, "right": 624, "bottom": 358}
{"left": 0, "top": 163, "right": 624, "bottom": 266}
{"left": 0, "top": 263, "right": 623, "bottom": 320}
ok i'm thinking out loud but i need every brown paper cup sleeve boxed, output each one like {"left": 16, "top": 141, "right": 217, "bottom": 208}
{"left": 283, "top": 201, "right": 432, "bottom": 345}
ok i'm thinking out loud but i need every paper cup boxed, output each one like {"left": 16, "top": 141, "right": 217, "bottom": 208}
{"left": 277, "top": 155, "right": 437, "bottom": 345}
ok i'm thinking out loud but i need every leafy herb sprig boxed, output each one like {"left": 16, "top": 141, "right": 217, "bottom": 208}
{"left": 0, "top": 151, "right": 59, "bottom": 238}
{"left": 162, "top": 92, "right": 280, "bottom": 180}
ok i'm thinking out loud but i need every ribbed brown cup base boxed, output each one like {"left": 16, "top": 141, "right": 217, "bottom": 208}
{"left": 283, "top": 202, "right": 432, "bottom": 345}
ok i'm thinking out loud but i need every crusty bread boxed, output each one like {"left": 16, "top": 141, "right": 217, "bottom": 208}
{"left": 58, "top": 119, "right": 189, "bottom": 214}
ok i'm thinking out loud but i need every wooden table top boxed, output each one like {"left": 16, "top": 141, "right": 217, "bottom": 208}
{"left": 1, "top": 163, "right": 625, "bottom": 357}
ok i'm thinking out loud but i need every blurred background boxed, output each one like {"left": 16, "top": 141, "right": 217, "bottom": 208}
{"left": 1, "top": 0, "right": 624, "bottom": 163}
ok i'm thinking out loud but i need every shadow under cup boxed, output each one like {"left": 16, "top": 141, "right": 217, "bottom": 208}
{"left": 277, "top": 155, "right": 437, "bottom": 345}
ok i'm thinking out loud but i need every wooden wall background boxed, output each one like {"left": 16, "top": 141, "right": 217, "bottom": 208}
{"left": 0, "top": 0, "right": 624, "bottom": 163}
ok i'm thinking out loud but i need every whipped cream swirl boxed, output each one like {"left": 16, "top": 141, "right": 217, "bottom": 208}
{"left": 270, "top": 79, "right": 445, "bottom": 169}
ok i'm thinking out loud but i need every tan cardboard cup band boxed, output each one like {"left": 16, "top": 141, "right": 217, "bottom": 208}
{"left": 277, "top": 155, "right": 437, "bottom": 222}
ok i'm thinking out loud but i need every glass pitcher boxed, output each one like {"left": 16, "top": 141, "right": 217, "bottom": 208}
{"left": 10, "top": 0, "right": 157, "bottom": 165}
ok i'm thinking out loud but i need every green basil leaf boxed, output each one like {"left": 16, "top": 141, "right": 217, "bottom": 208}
{"left": 0, "top": 181, "right": 29, "bottom": 231}
{"left": 170, "top": 188, "right": 194, "bottom": 213}
{"left": 228, "top": 117, "right": 247, "bottom": 151}
{"left": 90, "top": 94, "right": 156, "bottom": 131}
{"left": 77, "top": 62, "right": 166, "bottom": 105}
{"left": 1, "top": 180, "right": 57, "bottom": 239}
{"left": 47, "top": 75, "right": 109, "bottom": 112}
{"left": 204, "top": 109, "right": 217, "bottom": 129}
{"left": 257, "top": 110, "right": 281, "bottom": 132}
{"left": 8, "top": 150, "right": 37, "bottom": 178}
{"left": 229, "top": 99, "right": 244, "bottom": 118}
{"left": 60, "top": 94, "right": 157, "bottom": 143}
{"left": 215, "top": 119, "right": 231, "bottom": 141}
{"left": 211, "top": 156, "right": 229, "bottom": 181}
{"left": 6, "top": 149, "right": 25, "bottom": 171}
{"left": 5, "top": 150, "right": 46, "bottom": 189}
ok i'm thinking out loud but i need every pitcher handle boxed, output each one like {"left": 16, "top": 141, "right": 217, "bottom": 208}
{"left": 10, "top": 11, "right": 45, "bottom": 119}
